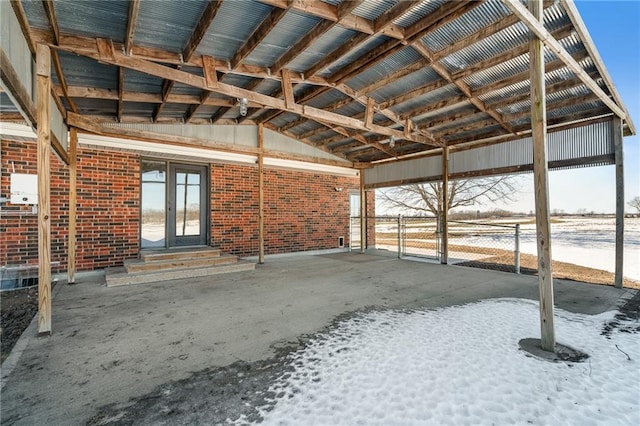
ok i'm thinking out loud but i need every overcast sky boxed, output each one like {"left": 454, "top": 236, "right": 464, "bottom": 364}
{"left": 498, "top": 0, "right": 640, "bottom": 214}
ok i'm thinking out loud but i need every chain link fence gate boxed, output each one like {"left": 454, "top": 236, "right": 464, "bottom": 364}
{"left": 350, "top": 216, "right": 521, "bottom": 274}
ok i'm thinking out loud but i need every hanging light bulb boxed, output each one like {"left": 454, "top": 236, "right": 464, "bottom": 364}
{"left": 239, "top": 98, "right": 248, "bottom": 116}
{"left": 389, "top": 135, "right": 396, "bottom": 148}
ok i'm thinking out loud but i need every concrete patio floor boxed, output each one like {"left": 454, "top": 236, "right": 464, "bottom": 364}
{"left": 0, "top": 251, "right": 634, "bottom": 425}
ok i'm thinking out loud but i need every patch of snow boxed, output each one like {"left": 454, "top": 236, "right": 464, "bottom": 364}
{"left": 244, "top": 299, "right": 639, "bottom": 425}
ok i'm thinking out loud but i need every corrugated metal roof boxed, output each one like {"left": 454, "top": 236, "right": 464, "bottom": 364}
{"left": 245, "top": 9, "right": 322, "bottom": 67}
{"left": 391, "top": 84, "right": 462, "bottom": 115}
{"left": 352, "top": 0, "right": 399, "bottom": 21}
{"left": 196, "top": 1, "right": 273, "bottom": 61}
{"left": 0, "top": 93, "right": 18, "bottom": 112}
{"left": 123, "top": 102, "right": 156, "bottom": 116}
{"left": 135, "top": 0, "right": 209, "bottom": 52}
{"left": 287, "top": 26, "right": 358, "bottom": 73}
{"left": 4, "top": 0, "right": 633, "bottom": 166}
{"left": 20, "top": 1, "right": 48, "bottom": 29}
{"left": 74, "top": 98, "right": 117, "bottom": 116}
{"left": 346, "top": 46, "right": 423, "bottom": 91}
{"left": 422, "top": 1, "right": 511, "bottom": 52}
{"left": 58, "top": 52, "right": 118, "bottom": 90}
{"left": 369, "top": 66, "right": 442, "bottom": 103}
{"left": 319, "top": 34, "right": 391, "bottom": 77}
{"left": 123, "top": 68, "right": 164, "bottom": 94}
{"left": 393, "top": 0, "right": 448, "bottom": 28}
{"left": 54, "top": 0, "right": 129, "bottom": 42}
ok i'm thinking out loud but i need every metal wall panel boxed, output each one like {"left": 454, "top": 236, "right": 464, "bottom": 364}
{"left": 366, "top": 120, "right": 614, "bottom": 188}
{"left": 449, "top": 119, "right": 614, "bottom": 174}
{"left": 104, "top": 124, "right": 348, "bottom": 163}
{"left": 364, "top": 155, "right": 443, "bottom": 186}
{"left": 1, "top": 1, "right": 34, "bottom": 102}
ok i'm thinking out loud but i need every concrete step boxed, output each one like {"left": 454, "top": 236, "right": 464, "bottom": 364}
{"left": 124, "top": 254, "right": 238, "bottom": 273}
{"left": 106, "top": 261, "right": 256, "bottom": 287}
{"left": 140, "top": 247, "right": 221, "bottom": 262}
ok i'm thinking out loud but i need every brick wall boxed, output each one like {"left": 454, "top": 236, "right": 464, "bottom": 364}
{"left": 2, "top": 139, "right": 373, "bottom": 270}
{"left": 210, "top": 163, "right": 370, "bottom": 257}
{"left": 1, "top": 139, "right": 139, "bottom": 271}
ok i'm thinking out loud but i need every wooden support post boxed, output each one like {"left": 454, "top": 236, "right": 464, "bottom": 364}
{"left": 258, "top": 123, "right": 265, "bottom": 264}
{"left": 36, "top": 44, "right": 52, "bottom": 335}
{"left": 359, "top": 170, "right": 366, "bottom": 254}
{"left": 68, "top": 128, "right": 78, "bottom": 284}
{"left": 614, "top": 116, "right": 624, "bottom": 288}
{"left": 530, "top": 0, "right": 555, "bottom": 352}
{"left": 441, "top": 146, "right": 449, "bottom": 264}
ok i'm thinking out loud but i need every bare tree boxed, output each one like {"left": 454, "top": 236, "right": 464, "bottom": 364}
{"left": 629, "top": 196, "right": 640, "bottom": 214}
{"left": 378, "top": 176, "right": 521, "bottom": 217}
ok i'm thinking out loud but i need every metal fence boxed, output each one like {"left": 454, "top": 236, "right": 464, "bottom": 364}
{"left": 350, "top": 216, "right": 521, "bottom": 274}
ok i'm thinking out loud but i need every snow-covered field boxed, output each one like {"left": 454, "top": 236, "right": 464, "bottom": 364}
{"left": 520, "top": 217, "right": 640, "bottom": 281}
{"left": 244, "top": 299, "right": 639, "bottom": 426}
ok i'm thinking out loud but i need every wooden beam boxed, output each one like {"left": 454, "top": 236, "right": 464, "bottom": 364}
{"left": 36, "top": 44, "right": 52, "bottom": 335}
{"left": 1, "top": 47, "right": 37, "bottom": 125}
{"left": 529, "top": 0, "right": 555, "bottom": 353}
{"left": 504, "top": 0, "right": 625, "bottom": 119}
{"left": 202, "top": 55, "right": 219, "bottom": 89}
{"left": 364, "top": 96, "right": 374, "bottom": 128}
{"left": 379, "top": 78, "right": 451, "bottom": 110}
{"left": 68, "top": 127, "right": 78, "bottom": 284}
{"left": 59, "top": 84, "right": 235, "bottom": 106}
{"left": 42, "top": 0, "right": 60, "bottom": 44}
{"left": 230, "top": 6, "right": 289, "bottom": 69}
{"left": 125, "top": 0, "right": 140, "bottom": 55}
{"left": 258, "top": 123, "right": 265, "bottom": 264}
{"left": 257, "top": 0, "right": 403, "bottom": 40}
{"left": 412, "top": 41, "right": 515, "bottom": 135}
{"left": 182, "top": 0, "right": 223, "bottom": 62}
{"left": 441, "top": 146, "right": 449, "bottom": 264}
{"left": 613, "top": 116, "right": 624, "bottom": 288}
{"left": 10, "top": 1, "right": 36, "bottom": 55}
{"left": 117, "top": 67, "right": 124, "bottom": 122}
{"left": 359, "top": 169, "right": 366, "bottom": 253}
{"left": 281, "top": 69, "right": 295, "bottom": 110}
{"left": 328, "top": 1, "right": 479, "bottom": 84}
{"left": 54, "top": 41, "right": 434, "bottom": 143}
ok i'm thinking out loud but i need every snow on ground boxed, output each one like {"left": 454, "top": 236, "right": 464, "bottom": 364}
{"left": 519, "top": 217, "right": 640, "bottom": 281}
{"left": 243, "top": 299, "right": 639, "bottom": 426}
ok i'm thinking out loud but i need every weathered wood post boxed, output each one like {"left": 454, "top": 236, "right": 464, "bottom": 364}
{"left": 258, "top": 123, "right": 265, "bottom": 264}
{"left": 68, "top": 128, "right": 78, "bottom": 284}
{"left": 36, "top": 44, "right": 52, "bottom": 335}
{"left": 613, "top": 116, "right": 624, "bottom": 288}
{"left": 441, "top": 146, "right": 449, "bottom": 264}
{"left": 529, "top": 0, "right": 555, "bottom": 352}
{"left": 359, "top": 170, "right": 366, "bottom": 254}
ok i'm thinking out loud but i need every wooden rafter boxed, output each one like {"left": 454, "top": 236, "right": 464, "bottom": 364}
{"left": 257, "top": 0, "right": 403, "bottom": 40}
{"left": 303, "top": 0, "right": 421, "bottom": 78}
{"left": 125, "top": 0, "right": 140, "bottom": 55}
{"left": 119, "top": 0, "right": 140, "bottom": 121}
{"left": 230, "top": 6, "right": 289, "bottom": 70}
{"left": 504, "top": 0, "right": 625, "bottom": 119}
{"left": 154, "top": 1, "right": 223, "bottom": 122}
{"left": 42, "top": 0, "right": 77, "bottom": 114}
{"left": 412, "top": 41, "right": 515, "bottom": 135}
{"left": 328, "top": 1, "right": 481, "bottom": 85}
{"left": 63, "top": 44, "right": 430, "bottom": 142}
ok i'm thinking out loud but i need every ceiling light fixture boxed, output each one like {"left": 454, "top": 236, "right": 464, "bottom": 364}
{"left": 238, "top": 98, "right": 248, "bottom": 117}
{"left": 389, "top": 135, "right": 396, "bottom": 148}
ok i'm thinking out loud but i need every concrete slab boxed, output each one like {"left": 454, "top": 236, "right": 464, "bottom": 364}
{"left": 0, "top": 252, "right": 633, "bottom": 425}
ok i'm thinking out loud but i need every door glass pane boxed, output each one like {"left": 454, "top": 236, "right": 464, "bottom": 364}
{"left": 141, "top": 161, "right": 166, "bottom": 248}
{"left": 175, "top": 171, "right": 201, "bottom": 236}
